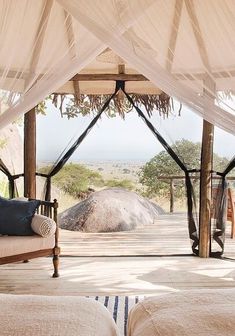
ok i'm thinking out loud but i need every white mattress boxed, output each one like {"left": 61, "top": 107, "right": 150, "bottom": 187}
{"left": 0, "top": 294, "right": 119, "bottom": 336}
{"left": 0, "top": 235, "right": 55, "bottom": 258}
{"left": 128, "top": 288, "right": 235, "bottom": 336}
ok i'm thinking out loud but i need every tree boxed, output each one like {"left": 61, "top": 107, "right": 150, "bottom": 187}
{"left": 139, "top": 139, "right": 229, "bottom": 198}
{"left": 39, "top": 163, "right": 135, "bottom": 199}
{"left": 40, "top": 163, "right": 104, "bottom": 198}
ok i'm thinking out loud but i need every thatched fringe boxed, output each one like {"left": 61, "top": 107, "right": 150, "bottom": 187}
{"left": 131, "top": 93, "right": 171, "bottom": 118}
{"left": 50, "top": 92, "right": 176, "bottom": 119}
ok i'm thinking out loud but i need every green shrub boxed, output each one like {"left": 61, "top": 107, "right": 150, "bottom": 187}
{"left": 40, "top": 163, "right": 104, "bottom": 198}
{"left": 105, "top": 178, "right": 134, "bottom": 190}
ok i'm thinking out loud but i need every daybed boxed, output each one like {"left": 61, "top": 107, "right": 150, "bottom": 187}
{"left": 0, "top": 199, "right": 60, "bottom": 277}
{"left": 0, "top": 294, "right": 119, "bottom": 336}
{"left": 128, "top": 288, "right": 235, "bottom": 336}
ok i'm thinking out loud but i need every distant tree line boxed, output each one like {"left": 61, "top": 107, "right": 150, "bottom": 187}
{"left": 139, "top": 139, "right": 229, "bottom": 199}
{"left": 39, "top": 163, "right": 134, "bottom": 199}
{"left": 39, "top": 140, "right": 231, "bottom": 203}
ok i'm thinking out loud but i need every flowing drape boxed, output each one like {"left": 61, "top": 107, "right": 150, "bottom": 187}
{"left": 1, "top": 0, "right": 235, "bottom": 133}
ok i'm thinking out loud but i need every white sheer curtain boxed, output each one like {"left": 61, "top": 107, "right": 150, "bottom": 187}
{"left": 0, "top": 0, "right": 105, "bottom": 128}
{"left": 1, "top": 0, "right": 235, "bottom": 135}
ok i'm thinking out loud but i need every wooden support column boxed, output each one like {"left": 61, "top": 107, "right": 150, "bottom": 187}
{"left": 23, "top": 2, "right": 52, "bottom": 198}
{"left": 24, "top": 108, "right": 36, "bottom": 199}
{"left": 170, "top": 179, "right": 174, "bottom": 213}
{"left": 199, "top": 77, "right": 215, "bottom": 258}
{"left": 199, "top": 120, "right": 214, "bottom": 257}
{"left": 185, "top": 0, "right": 215, "bottom": 257}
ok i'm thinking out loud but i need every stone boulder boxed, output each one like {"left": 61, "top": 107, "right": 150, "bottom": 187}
{"left": 59, "top": 188, "right": 164, "bottom": 232}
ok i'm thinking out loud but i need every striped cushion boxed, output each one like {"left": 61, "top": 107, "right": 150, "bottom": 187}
{"left": 88, "top": 295, "right": 144, "bottom": 336}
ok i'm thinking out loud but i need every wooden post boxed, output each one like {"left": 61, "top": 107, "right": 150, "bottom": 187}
{"left": 24, "top": 107, "right": 36, "bottom": 199}
{"left": 170, "top": 179, "right": 174, "bottom": 213}
{"left": 199, "top": 120, "right": 214, "bottom": 257}
{"left": 199, "top": 77, "right": 215, "bottom": 257}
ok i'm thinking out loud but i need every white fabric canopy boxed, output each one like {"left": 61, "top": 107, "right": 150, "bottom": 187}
{"left": 1, "top": 0, "right": 235, "bottom": 134}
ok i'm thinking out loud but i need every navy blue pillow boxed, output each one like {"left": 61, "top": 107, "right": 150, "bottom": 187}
{"left": 0, "top": 197, "right": 40, "bottom": 236}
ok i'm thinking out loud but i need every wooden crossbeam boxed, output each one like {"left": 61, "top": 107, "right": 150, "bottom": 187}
{"left": 64, "top": 10, "right": 80, "bottom": 102}
{"left": 25, "top": 0, "right": 54, "bottom": 90}
{"left": 158, "top": 175, "right": 235, "bottom": 180}
{"left": 166, "top": 0, "right": 183, "bottom": 72}
{"left": 3, "top": 69, "right": 235, "bottom": 82}
{"left": 64, "top": 10, "right": 77, "bottom": 59}
{"left": 70, "top": 73, "right": 148, "bottom": 81}
{"left": 184, "top": 0, "right": 211, "bottom": 72}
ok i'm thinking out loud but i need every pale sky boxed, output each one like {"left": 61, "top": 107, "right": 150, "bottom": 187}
{"left": 36, "top": 101, "right": 235, "bottom": 163}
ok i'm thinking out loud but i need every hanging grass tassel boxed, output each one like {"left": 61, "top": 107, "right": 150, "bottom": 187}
{"left": 49, "top": 92, "right": 178, "bottom": 119}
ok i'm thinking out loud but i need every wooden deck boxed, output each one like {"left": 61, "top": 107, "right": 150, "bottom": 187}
{"left": 1, "top": 213, "right": 235, "bottom": 296}
{"left": 60, "top": 213, "right": 235, "bottom": 258}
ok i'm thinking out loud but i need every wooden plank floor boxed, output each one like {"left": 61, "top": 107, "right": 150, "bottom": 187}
{"left": 1, "top": 213, "right": 235, "bottom": 296}
{"left": 60, "top": 213, "right": 235, "bottom": 258}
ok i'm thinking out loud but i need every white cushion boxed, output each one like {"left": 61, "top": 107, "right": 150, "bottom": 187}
{"left": 0, "top": 235, "right": 55, "bottom": 258}
{"left": 0, "top": 294, "right": 119, "bottom": 336}
{"left": 128, "top": 289, "right": 235, "bottom": 336}
{"left": 31, "top": 214, "right": 56, "bottom": 237}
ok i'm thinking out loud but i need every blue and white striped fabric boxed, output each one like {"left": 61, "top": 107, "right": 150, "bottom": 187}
{"left": 87, "top": 296, "right": 144, "bottom": 336}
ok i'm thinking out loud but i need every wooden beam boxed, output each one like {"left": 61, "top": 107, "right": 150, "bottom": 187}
{"left": 70, "top": 73, "right": 148, "bottom": 81}
{"left": 3, "top": 68, "right": 235, "bottom": 83}
{"left": 24, "top": 108, "right": 36, "bottom": 199}
{"left": 73, "top": 81, "right": 80, "bottom": 105}
{"left": 64, "top": 10, "right": 77, "bottom": 59}
{"left": 64, "top": 10, "right": 81, "bottom": 103}
{"left": 184, "top": 0, "right": 211, "bottom": 71}
{"left": 29, "top": 0, "right": 53, "bottom": 71}
{"left": 199, "top": 120, "right": 214, "bottom": 257}
{"left": 157, "top": 175, "right": 235, "bottom": 181}
{"left": 166, "top": 0, "right": 183, "bottom": 72}
{"left": 118, "top": 64, "right": 125, "bottom": 74}
{"left": 117, "top": 64, "right": 125, "bottom": 106}
{"left": 199, "top": 77, "right": 215, "bottom": 258}
{"left": 25, "top": 0, "right": 53, "bottom": 90}
{"left": 158, "top": 175, "right": 198, "bottom": 180}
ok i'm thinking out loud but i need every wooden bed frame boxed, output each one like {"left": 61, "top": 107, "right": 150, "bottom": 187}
{"left": 0, "top": 199, "right": 60, "bottom": 278}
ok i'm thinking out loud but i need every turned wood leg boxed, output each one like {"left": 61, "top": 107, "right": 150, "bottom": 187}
{"left": 52, "top": 255, "right": 59, "bottom": 278}
{"left": 231, "top": 218, "right": 235, "bottom": 239}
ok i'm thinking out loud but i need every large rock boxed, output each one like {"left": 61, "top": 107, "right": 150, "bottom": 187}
{"left": 59, "top": 188, "right": 164, "bottom": 232}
